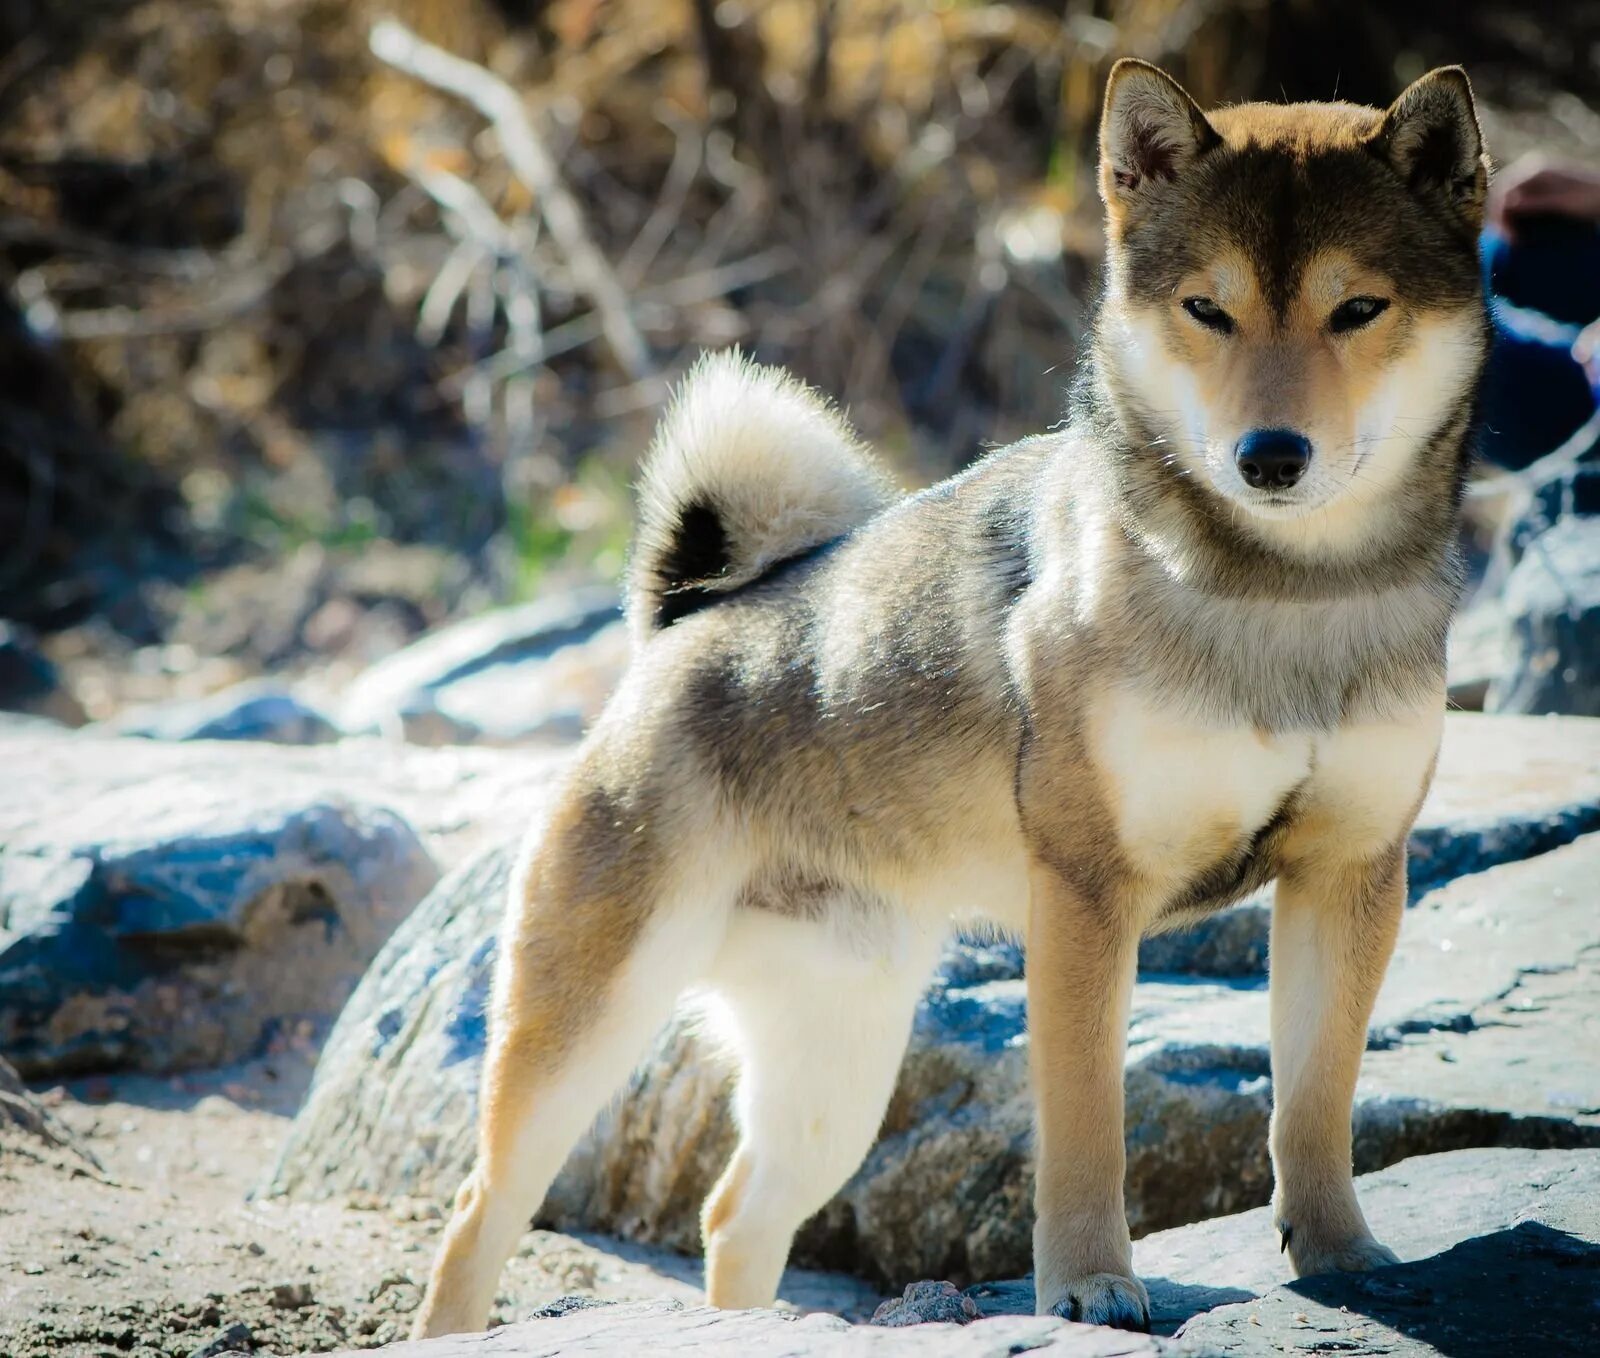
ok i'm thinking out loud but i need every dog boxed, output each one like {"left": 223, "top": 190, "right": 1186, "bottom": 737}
{"left": 412, "top": 59, "right": 1489, "bottom": 1336}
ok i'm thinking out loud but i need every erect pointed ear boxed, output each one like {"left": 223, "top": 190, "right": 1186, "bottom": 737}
{"left": 1370, "top": 66, "right": 1487, "bottom": 228}
{"left": 1098, "top": 59, "right": 1220, "bottom": 212}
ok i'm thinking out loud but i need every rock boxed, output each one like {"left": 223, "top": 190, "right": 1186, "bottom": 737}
{"left": 1487, "top": 516, "right": 1600, "bottom": 716}
{"left": 0, "top": 621, "right": 85, "bottom": 726}
{"left": 870, "top": 1281, "right": 980, "bottom": 1327}
{"left": 326, "top": 1153, "right": 1600, "bottom": 1353}
{"left": 0, "top": 725, "right": 565, "bottom": 873}
{"left": 337, "top": 589, "right": 626, "bottom": 746}
{"left": 0, "top": 778, "right": 440, "bottom": 1077}
{"left": 328, "top": 1300, "right": 1168, "bottom": 1357}
{"left": 953, "top": 1149, "right": 1600, "bottom": 1355}
{"left": 1444, "top": 601, "right": 1509, "bottom": 712}
{"left": 270, "top": 1281, "right": 314, "bottom": 1309}
{"left": 108, "top": 681, "right": 342, "bottom": 745}
{"left": 188, "top": 1320, "right": 254, "bottom": 1358}
{"left": 1172, "top": 1151, "right": 1600, "bottom": 1356}
{"left": 267, "top": 716, "right": 1600, "bottom": 1289}
{"left": 0, "top": 1053, "right": 101, "bottom": 1175}
{"left": 1499, "top": 450, "right": 1599, "bottom": 570}
{"left": 967, "top": 1147, "right": 1600, "bottom": 1328}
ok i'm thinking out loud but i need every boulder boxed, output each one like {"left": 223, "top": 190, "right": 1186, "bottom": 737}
{"left": 0, "top": 621, "right": 84, "bottom": 726}
{"left": 108, "top": 680, "right": 342, "bottom": 744}
{"left": 0, "top": 785, "right": 440, "bottom": 1076}
{"left": 0, "top": 729, "right": 563, "bottom": 1077}
{"left": 325, "top": 1152, "right": 1600, "bottom": 1356}
{"left": 1486, "top": 516, "right": 1600, "bottom": 716}
{"left": 267, "top": 717, "right": 1600, "bottom": 1288}
{"left": 336, "top": 590, "right": 627, "bottom": 746}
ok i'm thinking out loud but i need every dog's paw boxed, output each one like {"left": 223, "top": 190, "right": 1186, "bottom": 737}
{"left": 1041, "top": 1272, "right": 1151, "bottom": 1331}
{"left": 1284, "top": 1228, "right": 1400, "bottom": 1279}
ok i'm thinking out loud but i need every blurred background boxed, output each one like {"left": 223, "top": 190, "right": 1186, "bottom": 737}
{"left": 2, "top": 0, "right": 1599, "bottom": 725}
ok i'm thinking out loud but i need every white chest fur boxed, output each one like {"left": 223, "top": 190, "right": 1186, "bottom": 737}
{"left": 1085, "top": 684, "right": 1444, "bottom": 907}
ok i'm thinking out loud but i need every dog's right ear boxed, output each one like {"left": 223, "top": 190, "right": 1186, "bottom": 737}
{"left": 1099, "top": 59, "right": 1219, "bottom": 215}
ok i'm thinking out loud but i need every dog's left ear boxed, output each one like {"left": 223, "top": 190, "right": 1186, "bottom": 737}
{"left": 1370, "top": 66, "right": 1487, "bottom": 228}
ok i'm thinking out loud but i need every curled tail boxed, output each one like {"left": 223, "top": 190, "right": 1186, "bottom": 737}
{"left": 628, "top": 350, "right": 897, "bottom": 636}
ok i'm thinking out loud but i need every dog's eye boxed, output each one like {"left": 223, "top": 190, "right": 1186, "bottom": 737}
{"left": 1329, "top": 296, "right": 1390, "bottom": 333}
{"left": 1181, "top": 296, "right": 1235, "bottom": 334}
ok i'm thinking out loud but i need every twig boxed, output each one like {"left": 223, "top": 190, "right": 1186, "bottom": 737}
{"left": 27, "top": 258, "right": 289, "bottom": 340}
{"left": 370, "top": 18, "right": 652, "bottom": 380}
{"left": 440, "top": 246, "right": 795, "bottom": 395}
{"left": 618, "top": 114, "right": 704, "bottom": 289}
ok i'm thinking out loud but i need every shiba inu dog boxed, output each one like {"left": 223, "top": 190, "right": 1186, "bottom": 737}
{"left": 413, "top": 60, "right": 1489, "bottom": 1336}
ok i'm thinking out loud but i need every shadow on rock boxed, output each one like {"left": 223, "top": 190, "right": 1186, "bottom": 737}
{"left": 1182, "top": 1221, "right": 1600, "bottom": 1357}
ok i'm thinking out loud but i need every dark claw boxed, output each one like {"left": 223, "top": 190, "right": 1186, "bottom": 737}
{"left": 1279, "top": 1221, "right": 1294, "bottom": 1254}
{"left": 1049, "top": 1288, "right": 1150, "bottom": 1333}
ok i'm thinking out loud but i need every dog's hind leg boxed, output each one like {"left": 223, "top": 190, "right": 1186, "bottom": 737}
{"left": 699, "top": 909, "right": 939, "bottom": 1309}
{"left": 412, "top": 784, "right": 742, "bottom": 1339}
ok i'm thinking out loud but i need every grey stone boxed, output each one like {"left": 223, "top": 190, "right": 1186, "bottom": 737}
{"left": 1487, "top": 516, "right": 1600, "bottom": 716}
{"left": 327, "top": 1154, "right": 1600, "bottom": 1353}
{"left": 337, "top": 590, "right": 626, "bottom": 746}
{"left": 1499, "top": 449, "right": 1599, "bottom": 570}
{"left": 0, "top": 760, "right": 441, "bottom": 1076}
{"left": 109, "top": 681, "right": 342, "bottom": 745}
{"left": 267, "top": 717, "right": 1600, "bottom": 1289}
{"left": 969, "top": 1148, "right": 1600, "bottom": 1332}
{"left": 329, "top": 1301, "right": 1170, "bottom": 1356}
{"left": 1174, "top": 1152, "right": 1600, "bottom": 1355}
{"left": 0, "top": 621, "right": 84, "bottom": 726}
{"left": 0, "top": 725, "right": 564, "bottom": 872}
{"left": 869, "top": 1281, "right": 980, "bottom": 1327}
{"left": 1444, "top": 601, "right": 1509, "bottom": 712}
{"left": 188, "top": 1321, "right": 255, "bottom": 1358}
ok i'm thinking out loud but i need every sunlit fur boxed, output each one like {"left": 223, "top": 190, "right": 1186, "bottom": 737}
{"left": 411, "top": 62, "right": 1490, "bottom": 1341}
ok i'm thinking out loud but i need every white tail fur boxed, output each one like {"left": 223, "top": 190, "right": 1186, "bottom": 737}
{"left": 627, "top": 350, "right": 896, "bottom": 638}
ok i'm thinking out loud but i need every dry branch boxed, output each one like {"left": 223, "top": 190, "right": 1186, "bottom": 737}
{"left": 369, "top": 17, "right": 653, "bottom": 381}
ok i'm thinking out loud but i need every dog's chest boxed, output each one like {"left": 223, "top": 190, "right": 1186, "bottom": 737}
{"left": 1087, "top": 686, "right": 1312, "bottom": 899}
{"left": 1084, "top": 685, "right": 1443, "bottom": 908}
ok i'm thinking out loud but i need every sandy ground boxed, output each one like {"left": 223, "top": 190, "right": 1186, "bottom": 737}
{"left": 0, "top": 1055, "right": 882, "bottom": 1358}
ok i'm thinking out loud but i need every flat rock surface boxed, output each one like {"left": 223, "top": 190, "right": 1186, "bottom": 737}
{"left": 335, "top": 1149, "right": 1600, "bottom": 1357}
{"left": 339, "top": 1302, "right": 1168, "bottom": 1357}
{"left": 0, "top": 729, "right": 564, "bottom": 867}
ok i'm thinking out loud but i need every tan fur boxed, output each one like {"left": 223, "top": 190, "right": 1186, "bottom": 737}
{"left": 412, "top": 62, "right": 1486, "bottom": 1339}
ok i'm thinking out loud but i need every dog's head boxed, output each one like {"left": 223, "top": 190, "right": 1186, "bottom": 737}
{"left": 1094, "top": 61, "right": 1489, "bottom": 551}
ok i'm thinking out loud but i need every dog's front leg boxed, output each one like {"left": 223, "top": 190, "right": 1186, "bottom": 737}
{"left": 1268, "top": 844, "right": 1405, "bottom": 1276}
{"left": 1027, "top": 860, "right": 1149, "bottom": 1330}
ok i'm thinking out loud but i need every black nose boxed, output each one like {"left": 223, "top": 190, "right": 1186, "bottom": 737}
{"left": 1235, "top": 429, "right": 1312, "bottom": 489}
